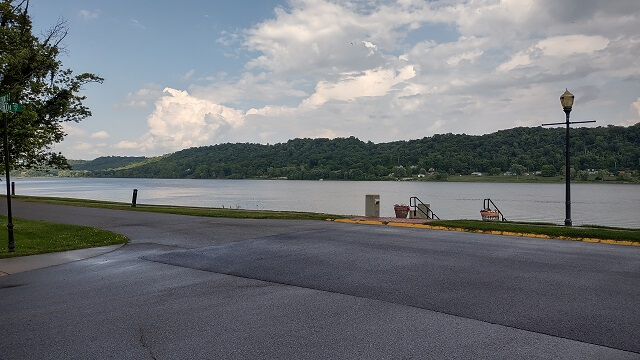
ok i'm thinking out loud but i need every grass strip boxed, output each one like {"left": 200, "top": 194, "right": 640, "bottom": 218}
{"left": 14, "top": 195, "right": 345, "bottom": 221}
{"left": 428, "top": 220, "right": 640, "bottom": 243}
{"left": 0, "top": 215, "right": 128, "bottom": 259}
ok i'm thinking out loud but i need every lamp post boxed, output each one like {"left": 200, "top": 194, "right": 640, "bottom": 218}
{"left": 542, "top": 89, "right": 595, "bottom": 227}
{"left": 560, "top": 89, "right": 574, "bottom": 226}
{"left": 1, "top": 71, "right": 21, "bottom": 252}
{"left": 3, "top": 103, "right": 14, "bottom": 251}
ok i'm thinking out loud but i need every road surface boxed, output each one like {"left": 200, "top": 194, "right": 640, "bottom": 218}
{"left": 1, "top": 200, "right": 639, "bottom": 359}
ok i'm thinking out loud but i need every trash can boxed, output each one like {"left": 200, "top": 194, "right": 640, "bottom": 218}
{"left": 365, "top": 195, "right": 380, "bottom": 217}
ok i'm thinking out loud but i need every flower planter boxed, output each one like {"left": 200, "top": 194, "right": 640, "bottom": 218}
{"left": 480, "top": 209, "right": 500, "bottom": 221}
{"left": 394, "top": 205, "right": 410, "bottom": 218}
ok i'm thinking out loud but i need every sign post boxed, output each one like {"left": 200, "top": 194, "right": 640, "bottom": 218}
{"left": 1, "top": 93, "right": 22, "bottom": 252}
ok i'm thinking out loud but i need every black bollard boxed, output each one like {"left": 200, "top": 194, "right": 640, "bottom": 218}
{"left": 11, "top": 182, "right": 14, "bottom": 196}
{"left": 131, "top": 189, "right": 138, "bottom": 207}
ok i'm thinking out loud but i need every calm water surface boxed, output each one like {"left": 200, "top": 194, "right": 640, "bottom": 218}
{"left": 12, "top": 177, "right": 640, "bottom": 228}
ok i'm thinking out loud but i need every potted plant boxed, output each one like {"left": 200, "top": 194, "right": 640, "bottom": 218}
{"left": 394, "top": 204, "right": 410, "bottom": 218}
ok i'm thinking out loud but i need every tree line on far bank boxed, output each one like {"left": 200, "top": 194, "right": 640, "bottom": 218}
{"left": 54, "top": 124, "right": 639, "bottom": 181}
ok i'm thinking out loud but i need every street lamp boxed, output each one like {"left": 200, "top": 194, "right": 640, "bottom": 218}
{"left": 542, "top": 89, "right": 595, "bottom": 227}
{"left": 1, "top": 70, "right": 21, "bottom": 252}
{"left": 560, "top": 89, "right": 574, "bottom": 226}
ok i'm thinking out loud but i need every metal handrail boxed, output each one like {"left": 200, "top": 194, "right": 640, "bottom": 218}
{"left": 483, "top": 198, "right": 507, "bottom": 221}
{"left": 409, "top": 196, "right": 440, "bottom": 220}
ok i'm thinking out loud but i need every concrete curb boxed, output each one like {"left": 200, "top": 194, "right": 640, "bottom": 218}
{"left": 328, "top": 218, "right": 640, "bottom": 247}
{"left": 0, "top": 244, "right": 125, "bottom": 276}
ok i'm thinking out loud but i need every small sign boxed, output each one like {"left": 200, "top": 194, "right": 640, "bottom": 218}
{"left": 0, "top": 103, "right": 22, "bottom": 113}
{"left": 0, "top": 93, "right": 9, "bottom": 104}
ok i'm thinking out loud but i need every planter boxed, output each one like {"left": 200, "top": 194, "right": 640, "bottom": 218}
{"left": 480, "top": 209, "right": 500, "bottom": 221}
{"left": 394, "top": 205, "right": 410, "bottom": 218}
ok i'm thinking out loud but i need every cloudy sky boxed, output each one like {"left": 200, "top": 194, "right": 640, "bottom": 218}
{"left": 28, "top": 0, "right": 640, "bottom": 160}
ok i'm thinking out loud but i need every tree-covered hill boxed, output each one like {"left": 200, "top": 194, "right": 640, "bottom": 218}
{"left": 90, "top": 124, "right": 639, "bottom": 180}
{"left": 72, "top": 156, "right": 147, "bottom": 171}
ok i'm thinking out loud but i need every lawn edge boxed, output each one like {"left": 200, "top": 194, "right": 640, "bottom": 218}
{"left": 329, "top": 219, "right": 640, "bottom": 246}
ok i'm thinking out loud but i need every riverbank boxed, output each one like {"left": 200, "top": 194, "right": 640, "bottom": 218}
{"left": 13, "top": 195, "right": 341, "bottom": 221}
{"left": 11, "top": 174, "right": 640, "bottom": 184}
{"left": 411, "top": 174, "right": 640, "bottom": 184}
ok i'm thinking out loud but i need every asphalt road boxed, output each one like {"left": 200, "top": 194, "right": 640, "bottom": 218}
{"left": 1, "top": 200, "right": 639, "bottom": 359}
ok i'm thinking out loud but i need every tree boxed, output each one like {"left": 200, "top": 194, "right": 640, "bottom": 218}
{"left": 393, "top": 165, "right": 407, "bottom": 177}
{"left": 489, "top": 167, "right": 501, "bottom": 176}
{"left": 0, "top": 0, "right": 103, "bottom": 170}
{"left": 510, "top": 164, "right": 526, "bottom": 176}
{"left": 540, "top": 164, "right": 556, "bottom": 177}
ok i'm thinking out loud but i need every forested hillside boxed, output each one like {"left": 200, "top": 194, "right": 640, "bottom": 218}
{"left": 72, "top": 156, "right": 147, "bottom": 171}
{"left": 86, "top": 124, "right": 640, "bottom": 180}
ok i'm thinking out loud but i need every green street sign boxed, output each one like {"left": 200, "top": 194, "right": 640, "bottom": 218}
{"left": 0, "top": 103, "right": 22, "bottom": 113}
{"left": 0, "top": 93, "right": 9, "bottom": 104}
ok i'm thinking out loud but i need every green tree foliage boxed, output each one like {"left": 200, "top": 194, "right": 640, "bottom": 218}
{"left": 0, "top": 0, "right": 103, "bottom": 170}
{"left": 72, "top": 156, "right": 146, "bottom": 171}
{"left": 83, "top": 124, "right": 640, "bottom": 180}
{"left": 509, "top": 164, "right": 526, "bottom": 176}
{"left": 541, "top": 164, "right": 557, "bottom": 177}
{"left": 393, "top": 165, "right": 407, "bottom": 177}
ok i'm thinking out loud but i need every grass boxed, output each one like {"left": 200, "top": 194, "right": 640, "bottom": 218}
{"left": 0, "top": 215, "right": 128, "bottom": 259}
{"left": 14, "top": 195, "right": 345, "bottom": 221}
{"left": 428, "top": 220, "right": 640, "bottom": 243}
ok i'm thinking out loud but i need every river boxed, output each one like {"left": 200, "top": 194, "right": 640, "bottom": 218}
{"left": 10, "top": 177, "right": 640, "bottom": 228}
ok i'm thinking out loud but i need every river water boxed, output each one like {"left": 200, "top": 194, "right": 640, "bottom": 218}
{"left": 11, "top": 177, "right": 640, "bottom": 228}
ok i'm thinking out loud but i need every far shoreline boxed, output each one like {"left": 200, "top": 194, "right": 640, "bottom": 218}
{"left": 10, "top": 175, "right": 640, "bottom": 185}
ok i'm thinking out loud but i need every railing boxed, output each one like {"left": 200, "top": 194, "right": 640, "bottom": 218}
{"left": 482, "top": 198, "right": 507, "bottom": 221}
{"left": 409, "top": 196, "right": 440, "bottom": 220}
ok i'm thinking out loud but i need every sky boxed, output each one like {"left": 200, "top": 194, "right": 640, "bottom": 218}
{"left": 25, "top": 0, "right": 640, "bottom": 160}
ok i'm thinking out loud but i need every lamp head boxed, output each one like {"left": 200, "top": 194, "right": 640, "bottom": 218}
{"left": 560, "top": 89, "right": 574, "bottom": 110}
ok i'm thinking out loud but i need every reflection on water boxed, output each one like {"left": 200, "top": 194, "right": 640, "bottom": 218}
{"left": 12, "top": 177, "right": 640, "bottom": 228}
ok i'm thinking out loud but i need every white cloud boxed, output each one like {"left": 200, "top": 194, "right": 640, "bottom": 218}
{"left": 90, "top": 131, "right": 110, "bottom": 139}
{"left": 70, "top": 142, "right": 106, "bottom": 157}
{"left": 537, "top": 35, "right": 609, "bottom": 57}
{"left": 130, "top": 19, "right": 147, "bottom": 30}
{"left": 73, "top": 143, "right": 93, "bottom": 151}
{"left": 498, "top": 35, "right": 610, "bottom": 72}
{"left": 114, "top": 141, "right": 139, "bottom": 150}
{"left": 62, "top": 124, "right": 86, "bottom": 137}
{"left": 498, "top": 52, "right": 533, "bottom": 72}
{"left": 301, "top": 65, "right": 416, "bottom": 108}
{"left": 78, "top": 9, "right": 99, "bottom": 21}
{"left": 139, "top": 88, "right": 245, "bottom": 151}
{"left": 243, "top": 0, "right": 421, "bottom": 77}
{"left": 181, "top": 69, "right": 196, "bottom": 81}
{"left": 189, "top": 72, "right": 308, "bottom": 105}
{"left": 624, "top": 98, "right": 640, "bottom": 126}
{"left": 216, "top": 30, "right": 241, "bottom": 46}
{"left": 117, "top": 84, "right": 164, "bottom": 108}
